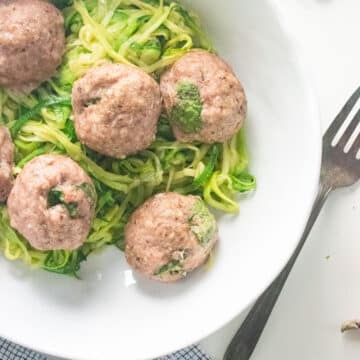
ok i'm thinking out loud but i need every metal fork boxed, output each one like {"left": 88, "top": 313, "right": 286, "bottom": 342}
{"left": 224, "top": 87, "right": 360, "bottom": 360}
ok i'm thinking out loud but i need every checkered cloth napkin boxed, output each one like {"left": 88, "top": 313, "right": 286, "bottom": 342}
{"left": 0, "top": 337, "right": 211, "bottom": 360}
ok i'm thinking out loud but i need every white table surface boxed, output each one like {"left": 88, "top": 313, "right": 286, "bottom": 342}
{"left": 47, "top": 1, "right": 360, "bottom": 360}
{"left": 200, "top": 0, "right": 360, "bottom": 359}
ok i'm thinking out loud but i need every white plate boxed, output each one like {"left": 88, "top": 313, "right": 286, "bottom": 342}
{"left": 0, "top": 1, "right": 321, "bottom": 359}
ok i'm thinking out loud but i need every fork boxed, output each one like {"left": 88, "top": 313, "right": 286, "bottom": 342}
{"left": 224, "top": 87, "right": 360, "bottom": 360}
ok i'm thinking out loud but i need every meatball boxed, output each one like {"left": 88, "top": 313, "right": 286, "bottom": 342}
{"left": 8, "top": 155, "right": 96, "bottom": 251}
{"left": 160, "top": 50, "right": 247, "bottom": 143}
{"left": 0, "top": 0, "right": 65, "bottom": 92}
{"left": 125, "top": 192, "right": 218, "bottom": 282}
{"left": 0, "top": 126, "right": 14, "bottom": 202}
{"left": 72, "top": 63, "right": 162, "bottom": 159}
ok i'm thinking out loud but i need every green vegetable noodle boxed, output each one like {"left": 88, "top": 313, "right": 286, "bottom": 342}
{"left": 0, "top": 0, "right": 256, "bottom": 276}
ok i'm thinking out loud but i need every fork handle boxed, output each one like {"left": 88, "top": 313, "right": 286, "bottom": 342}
{"left": 223, "top": 184, "right": 332, "bottom": 360}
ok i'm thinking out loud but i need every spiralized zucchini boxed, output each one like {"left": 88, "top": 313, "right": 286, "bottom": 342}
{"left": 0, "top": 0, "right": 255, "bottom": 276}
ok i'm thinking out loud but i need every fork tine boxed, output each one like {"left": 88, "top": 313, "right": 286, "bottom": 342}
{"left": 337, "top": 107, "right": 360, "bottom": 150}
{"left": 349, "top": 130, "right": 360, "bottom": 157}
{"left": 324, "top": 86, "right": 360, "bottom": 141}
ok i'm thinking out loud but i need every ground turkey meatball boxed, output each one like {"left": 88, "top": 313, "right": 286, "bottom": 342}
{"left": 72, "top": 63, "right": 162, "bottom": 159}
{"left": 0, "top": 126, "right": 14, "bottom": 202}
{"left": 0, "top": 0, "right": 65, "bottom": 92}
{"left": 8, "top": 155, "right": 96, "bottom": 251}
{"left": 125, "top": 192, "right": 218, "bottom": 282}
{"left": 160, "top": 50, "right": 247, "bottom": 143}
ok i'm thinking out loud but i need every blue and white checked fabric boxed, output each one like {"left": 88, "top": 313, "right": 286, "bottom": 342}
{"left": 157, "top": 346, "right": 211, "bottom": 360}
{"left": 0, "top": 338, "right": 45, "bottom": 360}
{"left": 0, "top": 337, "right": 211, "bottom": 360}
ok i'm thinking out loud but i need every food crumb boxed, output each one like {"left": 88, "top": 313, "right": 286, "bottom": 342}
{"left": 341, "top": 320, "right": 360, "bottom": 333}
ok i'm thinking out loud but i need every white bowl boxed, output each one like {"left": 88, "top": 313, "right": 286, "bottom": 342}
{"left": 0, "top": 1, "right": 321, "bottom": 359}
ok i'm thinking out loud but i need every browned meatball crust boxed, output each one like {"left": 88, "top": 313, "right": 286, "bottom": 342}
{"left": 160, "top": 50, "right": 247, "bottom": 143}
{"left": 72, "top": 63, "right": 162, "bottom": 159}
{"left": 0, "top": 0, "right": 65, "bottom": 92}
{"left": 0, "top": 126, "right": 14, "bottom": 202}
{"left": 125, "top": 192, "right": 218, "bottom": 282}
{"left": 8, "top": 155, "right": 96, "bottom": 250}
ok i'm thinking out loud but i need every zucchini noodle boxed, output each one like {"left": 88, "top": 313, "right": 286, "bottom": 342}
{"left": 0, "top": 0, "right": 255, "bottom": 276}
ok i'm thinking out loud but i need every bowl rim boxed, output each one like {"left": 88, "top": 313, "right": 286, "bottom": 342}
{"left": 0, "top": 0, "right": 322, "bottom": 359}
